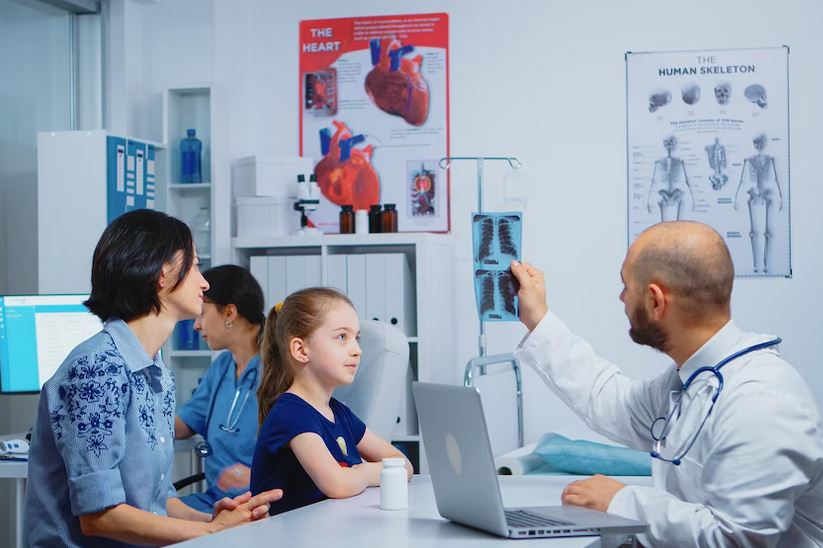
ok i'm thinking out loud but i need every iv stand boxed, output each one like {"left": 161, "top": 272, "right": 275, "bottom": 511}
{"left": 439, "top": 156, "right": 525, "bottom": 447}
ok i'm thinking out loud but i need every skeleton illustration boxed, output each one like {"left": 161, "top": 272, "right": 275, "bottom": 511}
{"left": 474, "top": 269, "right": 518, "bottom": 319}
{"left": 744, "top": 84, "right": 767, "bottom": 108}
{"left": 714, "top": 82, "right": 731, "bottom": 105}
{"left": 647, "top": 136, "right": 695, "bottom": 222}
{"left": 734, "top": 135, "right": 783, "bottom": 273}
{"left": 649, "top": 90, "right": 672, "bottom": 112}
{"left": 705, "top": 137, "right": 728, "bottom": 190}
{"left": 681, "top": 83, "right": 701, "bottom": 105}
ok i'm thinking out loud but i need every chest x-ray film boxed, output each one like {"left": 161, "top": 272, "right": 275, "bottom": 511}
{"left": 472, "top": 212, "right": 522, "bottom": 321}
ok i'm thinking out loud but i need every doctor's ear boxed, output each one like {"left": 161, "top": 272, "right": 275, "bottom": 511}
{"left": 289, "top": 337, "right": 310, "bottom": 364}
{"left": 645, "top": 282, "right": 667, "bottom": 320}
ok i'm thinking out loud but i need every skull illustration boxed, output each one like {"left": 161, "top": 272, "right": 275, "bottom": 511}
{"left": 744, "top": 84, "right": 767, "bottom": 108}
{"left": 663, "top": 135, "right": 678, "bottom": 152}
{"left": 714, "top": 82, "right": 731, "bottom": 105}
{"left": 648, "top": 90, "right": 672, "bottom": 112}
{"left": 681, "top": 83, "right": 701, "bottom": 105}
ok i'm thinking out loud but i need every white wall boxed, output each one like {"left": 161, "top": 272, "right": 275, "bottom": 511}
{"left": 129, "top": 0, "right": 823, "bottom": 452}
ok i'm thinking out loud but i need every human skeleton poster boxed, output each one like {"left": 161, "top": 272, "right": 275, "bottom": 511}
{"left": 626, "top": 47, "right": 790, "bottom": 277}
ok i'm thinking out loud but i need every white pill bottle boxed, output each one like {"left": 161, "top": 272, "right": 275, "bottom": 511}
{"left": 379, "top": 457, "right": 408, "bottom": 510}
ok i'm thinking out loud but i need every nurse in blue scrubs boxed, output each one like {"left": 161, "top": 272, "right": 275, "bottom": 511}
{"left": 175, "top": 264, "right": 266, "bottom": 512}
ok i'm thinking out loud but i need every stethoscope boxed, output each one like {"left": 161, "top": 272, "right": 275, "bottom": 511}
{"left": 196, "top": 360, "right": 259, "bottom": 458}
{"left": 649, "top": 337, "right": 781, "bottom": 466}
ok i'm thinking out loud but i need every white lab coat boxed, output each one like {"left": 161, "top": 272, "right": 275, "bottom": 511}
{"left": 514, "top": 313, "right": 823, "bottom": 547}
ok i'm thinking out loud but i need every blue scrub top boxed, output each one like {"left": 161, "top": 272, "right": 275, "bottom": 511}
{"left": 177, "top": 351, "right": 261, "bottom": 511}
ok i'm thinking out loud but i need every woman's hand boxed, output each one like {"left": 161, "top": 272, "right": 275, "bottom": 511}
{"left": 217, "top": 463, "right": 252, "bottom": 491}
{"left": 209, "top": 489, "right": 283, "bottom": 532}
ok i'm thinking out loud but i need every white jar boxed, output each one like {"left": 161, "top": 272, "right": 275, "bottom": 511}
{"left": 355, "top": 209, "right": 369, "bottom": 234}
{"left": 379, "top": 457, "right": 408, "bottom": 510}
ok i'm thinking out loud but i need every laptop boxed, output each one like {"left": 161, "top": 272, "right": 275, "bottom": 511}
{"left": 412, "top": 382, "right": 648, "bottom": 539}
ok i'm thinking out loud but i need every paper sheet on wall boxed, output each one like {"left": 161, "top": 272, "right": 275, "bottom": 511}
{"left": 299, "top": 13, "right": 450, "bottom": 233}
{"left": 626, "top": 47, "right": 791, "bottom": 277}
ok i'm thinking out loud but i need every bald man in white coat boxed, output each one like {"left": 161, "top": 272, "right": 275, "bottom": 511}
{"left": 510, "top": 221, "right": 823, "bottom": 547}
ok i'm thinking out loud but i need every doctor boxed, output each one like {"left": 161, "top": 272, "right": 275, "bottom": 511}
{"left": 175, "top": 264, "right": 266, "bottom": 512}
{"left": 511, "top": 221, "right": 823, "bottom": 546}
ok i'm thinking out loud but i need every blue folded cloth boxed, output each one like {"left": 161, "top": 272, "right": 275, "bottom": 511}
{"left": 532, "top": 433, "right": 651, "bottom": 476}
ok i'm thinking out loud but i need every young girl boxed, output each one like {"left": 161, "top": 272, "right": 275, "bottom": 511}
{"left": 251, "top": 287, "right": 412, "bottom": 514}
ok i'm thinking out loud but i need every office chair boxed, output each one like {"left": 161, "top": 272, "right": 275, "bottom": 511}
{"left": 333, "top": 319, "right": 410, "bottom": 440}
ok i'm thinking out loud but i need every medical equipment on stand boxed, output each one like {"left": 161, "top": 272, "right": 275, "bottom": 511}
{"left": 439, "top": 156, "right": 525, "bottom": 448}
{"left": 293, "top": 173, "right": 322, "bottom": 236}
{"left": 650, "top": 337, "right": 782, "bottom": 465}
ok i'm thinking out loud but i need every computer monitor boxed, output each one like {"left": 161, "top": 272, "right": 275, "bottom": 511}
{"left": 0, "top": 294, "right": 103, "bottom": 394}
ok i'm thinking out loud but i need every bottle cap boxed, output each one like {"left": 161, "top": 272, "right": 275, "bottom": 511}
{"left": 341, "top": 204, "right": 354, "bottom": 212}
{"left": 382, "top": 457, "right": 406, "bottom": 468}
{"left": 297, "top": 174, "right": 305, "bottom": 183}
{"left": 384, "top": 203, "right": 396, "bottom": 210}
{"left": 187, "top": 129, "right": 196, "bottom": 137}
{"left": 369, "top": 204, "right": 382, "bottom": 213}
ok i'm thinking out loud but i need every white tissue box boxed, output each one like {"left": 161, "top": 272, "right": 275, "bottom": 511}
{"left": 236, "top": 196, "right": 293, "bottom": 238}
{"left": 232, "top": 156, "right": 313, "bottom": 198}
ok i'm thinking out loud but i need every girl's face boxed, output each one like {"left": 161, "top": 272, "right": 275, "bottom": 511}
{"left": 194, "top": 300, "right": 229, "bottom": 351}
{"left": 302, "top": 301, "right": 361, "bottom": 387}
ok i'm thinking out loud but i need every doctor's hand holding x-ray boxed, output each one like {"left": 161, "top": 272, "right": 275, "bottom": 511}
{"left": 510, "top": 259, "right": 628, "bottom": 513}
{"left": 509, "top": 221, "right": 823, "bottom": 548}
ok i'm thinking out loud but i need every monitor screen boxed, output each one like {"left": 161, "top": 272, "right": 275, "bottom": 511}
{"left": 0, "top": 295, "right": 103, "bottom": 394}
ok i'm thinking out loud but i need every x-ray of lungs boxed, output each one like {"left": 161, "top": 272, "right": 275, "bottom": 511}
{"left": 472, "top": 212, "right": 522, "bottom": 321}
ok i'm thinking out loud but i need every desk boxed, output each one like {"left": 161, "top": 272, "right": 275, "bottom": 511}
{"left": 0, "top": 434, "right": 204, "bottom": 548}
{"left": 171, "top": 475, "right": 650, "bottom": 548}
{"left": 0, "top": 459, "right": 27, "bottom": 548}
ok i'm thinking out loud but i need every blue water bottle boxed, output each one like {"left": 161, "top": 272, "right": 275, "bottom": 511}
{"left": 176, "top": 319, "right": 201, "bottom": 350}
{"left": 180, "top": 129, "right": 202, "bottom": 183}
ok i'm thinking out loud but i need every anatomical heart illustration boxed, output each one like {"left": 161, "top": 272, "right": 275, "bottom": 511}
{"left": 365, "top": 38, "right": 430, "bottom": 126}
{"left": 314, "top": 120, "right": 380, "bottom": 210}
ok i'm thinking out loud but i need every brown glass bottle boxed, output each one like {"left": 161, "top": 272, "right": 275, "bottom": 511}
{"left": 339, "top": 204, "right": 355, "bottom": 234}
{"left": 368, "top": 204, "right": 383, "bottom": 233}
{"left": 382, "top": 203, "right": 398, "bottom": 233}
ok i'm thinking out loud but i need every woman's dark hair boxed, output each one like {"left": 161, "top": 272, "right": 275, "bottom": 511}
{"left": 84, "top": 209, "right": 195, "bottom": 322}
{"left": 202, "top": 265, "right": 266, "bottom": 327}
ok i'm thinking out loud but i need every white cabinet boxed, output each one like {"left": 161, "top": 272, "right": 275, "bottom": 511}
{"left": 233, "top": 233, "right": 456, "bottom": 472}
{"left": 35, "top": 130, "right": 165, "bottom": 294}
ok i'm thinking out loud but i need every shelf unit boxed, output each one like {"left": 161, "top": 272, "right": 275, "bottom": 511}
{"left": 160, "top": 85, "right": 219, "bottom": 409}
{"left": 232, "top": 232, "right": 456, "bottom": 472}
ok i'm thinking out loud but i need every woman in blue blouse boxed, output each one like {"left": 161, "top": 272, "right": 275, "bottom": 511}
{"left": 24, "top": 210, "right": 281, "bottom": 547}
{"left": 175, "top": 265, "right": 265, "bottom": 512}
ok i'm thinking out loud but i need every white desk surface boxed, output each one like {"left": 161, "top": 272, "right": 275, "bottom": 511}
{"left": 0, "top": 459, "right": 27, "bottom": 478}
{"left": 172, "top": 475, "right": 651, "bottom": 548}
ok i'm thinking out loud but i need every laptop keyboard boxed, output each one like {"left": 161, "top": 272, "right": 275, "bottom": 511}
{"left": 505, "top": 509, "right": 573, "bottom": 528}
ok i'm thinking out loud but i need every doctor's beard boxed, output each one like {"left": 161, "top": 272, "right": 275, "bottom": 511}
{"left": 628, "top": 305, "right": 670, "bottom": 354}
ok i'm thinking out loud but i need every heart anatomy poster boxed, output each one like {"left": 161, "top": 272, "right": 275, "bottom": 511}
{"left": 299, "top": 13, "right": 450, "bottom": 233}
{"left": 626, "top": 47, "right": 790, "bottom": 277}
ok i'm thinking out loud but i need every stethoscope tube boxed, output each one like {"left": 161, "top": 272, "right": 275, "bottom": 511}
{"left": 649, "top": 337, "right": 782, "bottom": 465}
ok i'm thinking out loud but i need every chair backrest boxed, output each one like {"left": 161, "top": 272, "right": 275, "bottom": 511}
{"left": 333, "top": 319, "right": 409, "bottom": 440}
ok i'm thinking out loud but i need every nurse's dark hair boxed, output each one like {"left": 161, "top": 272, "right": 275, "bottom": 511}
{"left": 257, "top": 287, "right": 354, "bottom": 427}
{"left": 84, "top": 209, "right": 195, "bottom": 322}
{"left": 202, "top": 265, "right": 266, "bottom": 332}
